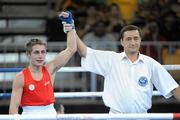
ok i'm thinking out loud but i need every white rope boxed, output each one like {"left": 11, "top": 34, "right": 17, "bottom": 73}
{"left": 56, "top": 113, "right": 174, "bottom": 119}
{"left": 0, "top": 113, "right": 176, "bottom": 120}
{"left": 0, "top": 91, "right": 161, "bottom": 98}
{"left": 163, "top": 65, "right": 180, "bottom": 70}
{"left": 54, "top": 91, "right": 161, "bottom": 98}
{"left": 58, "top": 67, "right": 86, "bottom": 72}
{"left": 58, "top": 65, "right": 180, "bottom": 72}
{"left": 54, "top": 92, "right": 103, "bottom": 98}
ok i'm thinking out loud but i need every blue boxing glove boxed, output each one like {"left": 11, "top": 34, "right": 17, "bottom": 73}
{"left": 59, "top": 11, "right": 75, "bottom": 33}
{"left": 59, "top": 11, "right": 74, "bottom": 24}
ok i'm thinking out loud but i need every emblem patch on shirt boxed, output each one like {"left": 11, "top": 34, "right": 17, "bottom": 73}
{"left": 28, "top": 84, "right": 35, "bottom": 91}
{"left": 44, "top": 81, "right": 50, "bottom": 86}
{"left": 138, "top": 76, "right": 148, "bottom": 87}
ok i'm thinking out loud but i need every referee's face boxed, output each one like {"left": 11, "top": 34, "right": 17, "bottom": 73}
{"left": 121, "top": 30, "right": 141, "bottom": 55}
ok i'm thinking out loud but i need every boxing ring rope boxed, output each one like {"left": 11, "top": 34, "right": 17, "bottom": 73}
{"left": 0, "top": 67, "right": 85, "bottom": 73}
{"left": 0, "top": 91, "right": 161, "bottom": 99}
{"left": 0, "top": 113, "right": 180, "bottom": 120}
{"left": 0, "top": 65, "right": 180, "bottom": 72}
{"left": 0, "top": 65, "right": 180, "bottom": 98}
{"left": 55, "top": 91, "right": 162, "bottom": 97}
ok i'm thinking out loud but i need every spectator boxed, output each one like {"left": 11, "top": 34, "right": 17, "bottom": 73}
{"left": 107, "top": 3, "right": 126, "bottom": 41}
{"left": 82, "top": 20, "right": 117, "bottom": 51}
{"left": 54, "top": 103, "right": 65, "bottom": 114}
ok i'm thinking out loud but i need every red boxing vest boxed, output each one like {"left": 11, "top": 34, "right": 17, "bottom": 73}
{"left": 21, "top": 66, "right": 55, "bottom": 106}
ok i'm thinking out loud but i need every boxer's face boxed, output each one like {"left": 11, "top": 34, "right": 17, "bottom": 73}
{"left": 28, "top": 44, "right": 47, "bottom": 67}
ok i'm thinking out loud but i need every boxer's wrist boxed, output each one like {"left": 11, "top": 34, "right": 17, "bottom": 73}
{"left": 63, "top": 22, "right": 75, "bottom": 34}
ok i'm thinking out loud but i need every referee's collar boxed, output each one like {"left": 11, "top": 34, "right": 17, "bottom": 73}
{"left": 121, "top": 52, "right": 144, "bottom": 63}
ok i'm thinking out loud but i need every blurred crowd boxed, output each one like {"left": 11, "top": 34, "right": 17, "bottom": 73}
{"left": 46, "top": 0, "right": 180, "bottom": 61}
{"left": 47, "top": 0, "right": 179, "bottom": 41}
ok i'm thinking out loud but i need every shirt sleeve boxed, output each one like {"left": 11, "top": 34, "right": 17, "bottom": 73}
{"left": 151, "top": 60, "right": 179, "bottom": 98}
{"left": 81, "top": 47, "right": 112, "bottom": 76}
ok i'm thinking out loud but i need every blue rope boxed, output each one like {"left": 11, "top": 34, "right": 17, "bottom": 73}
{"left": 0, "top": 93, "right": 11, "bottom": 98}
{"left": 0, "top": 68, "right": 23, "bottom": 72}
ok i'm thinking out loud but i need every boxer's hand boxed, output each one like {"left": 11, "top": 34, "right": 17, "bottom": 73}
{"left": 59, "top": 11, "right": 75, "bottom": 33}
{"left": 59, "top": 11, "right": 74, "bottom": 24}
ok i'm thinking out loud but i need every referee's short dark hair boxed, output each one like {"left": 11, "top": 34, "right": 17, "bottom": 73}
{"left": 120, "top": 25, "right": 142, "bottom": 40}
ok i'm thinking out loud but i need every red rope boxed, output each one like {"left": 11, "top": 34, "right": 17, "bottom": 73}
{"left": 173, "top": 113, "right": 180, "bottom": 120}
